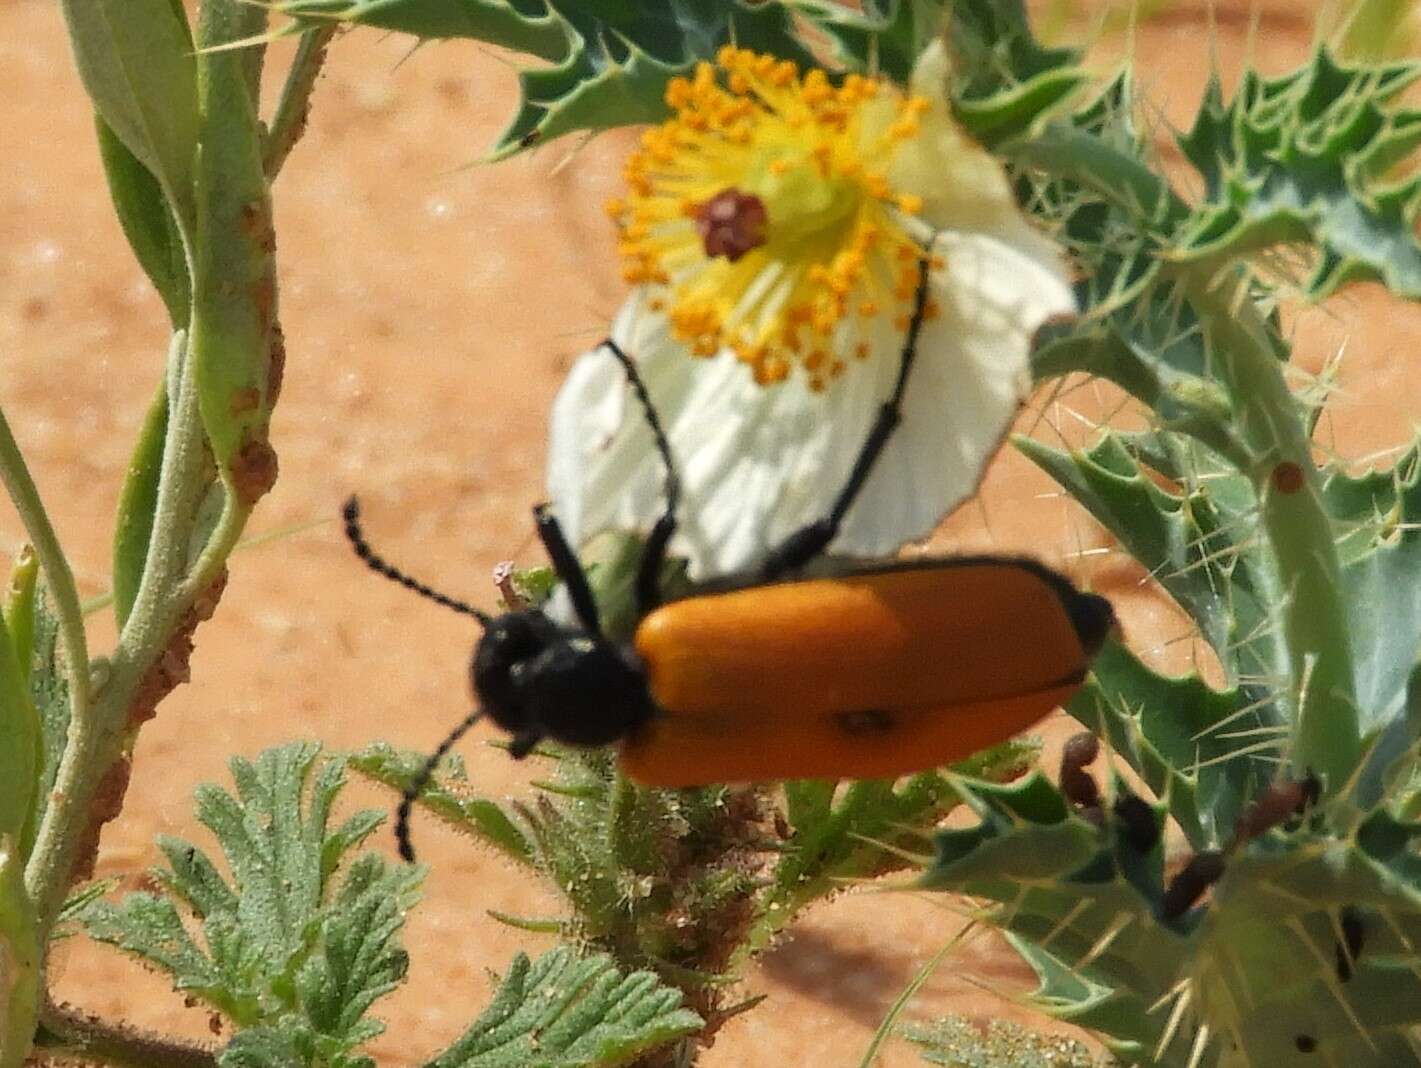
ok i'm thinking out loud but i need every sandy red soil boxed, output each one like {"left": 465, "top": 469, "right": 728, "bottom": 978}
{"left": 3, "top": 2, "right": 1420, "bottom": 1064}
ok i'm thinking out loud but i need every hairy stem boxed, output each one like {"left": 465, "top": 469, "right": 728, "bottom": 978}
{"left": 265, "top": 25, "right": 337, "bottom": 180}
{"left": 25, "top": 333, "right": 213, "bottom": 935}
{"left": 36, "top": 999, "right": 218, "bottom": 1068}
{"left": 0, "top": 403, "right": 91, "bottom": 765}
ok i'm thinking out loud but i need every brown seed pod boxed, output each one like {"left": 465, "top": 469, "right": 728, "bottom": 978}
{"left": 1233, "top": 772, "right": 1320, "bottom": 846}
{"left": 1113, "top": 794, "right": 1160, "bottom": 853}
{"left": 1161, "top": 850, "right": 1226, "bottom": 919}
{"left": 1060, "top": 731, "right": 1101, "bottom": 809}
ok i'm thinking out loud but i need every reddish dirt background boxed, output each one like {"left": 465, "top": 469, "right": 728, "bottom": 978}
{"left": 3, "top": 2, "right": 1420, "bottom": 1064}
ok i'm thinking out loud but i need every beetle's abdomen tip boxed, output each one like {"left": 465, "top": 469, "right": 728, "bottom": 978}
{"left": 1068, "top": 591, "right": 1117, "bottom": 657}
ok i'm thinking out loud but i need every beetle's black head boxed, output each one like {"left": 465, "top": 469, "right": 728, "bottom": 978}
{"left": 471, "top": 611, "right": 656, "bottom": 753}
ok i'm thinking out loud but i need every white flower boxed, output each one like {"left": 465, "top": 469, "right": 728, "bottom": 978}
{"left": 547, "top": 43, "right": 1075, "bottom": 578}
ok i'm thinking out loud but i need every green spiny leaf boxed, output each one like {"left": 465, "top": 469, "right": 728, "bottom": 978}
{"left": 945, "top": 0, "right": 1079, "bottom": 103}
{"left": 275, "top": 0, "right": 567, "bottom": 61}
{"left": 428, "top": 947, "right": 702, "bottom": 1068}
{"left": 1015, "top": 431, "right": 1279, "bottom": 688}
{"left": 918, "top": 775, "right": 1193, "bottom": 1064}
{"left": 1071, "top": 640, "right": 1277, "bottom": 849}
{"left": 277, "top": 0, "right": 817, "bottom": 160}
{"left": 741, "top": 740, "right": 1036, "bottom": 960}
{"left": 1306, "top": 443, "right": 1421, "bottom": 801}
{"left": 1174, "top": 50, "right": 1421, "bottom": 299}
{"left": 800, "top": 0, "right": 946, "bottom": 86}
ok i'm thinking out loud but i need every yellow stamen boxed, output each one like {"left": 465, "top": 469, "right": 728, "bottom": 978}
{"left": 609, "top": 47, "right": 939, "bottom": 388}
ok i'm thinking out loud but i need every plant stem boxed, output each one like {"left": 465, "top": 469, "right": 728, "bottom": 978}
{"left": 264, "top": 25, "right": 337, "bottom": 180}
{"left": 36, "top": 999, "right": 218, "bottom": 1068}
{"left": 25, "top": 334, "right": 219, "bottom": 936}
{"left": 1007, "top": 122, "right": 1188, "bottom": 228}
{"left": 1181, "top": 270, "right": 1360, "bottom": 784}
{"left": 0, "top": 404, "right": 91, "bottom": 760}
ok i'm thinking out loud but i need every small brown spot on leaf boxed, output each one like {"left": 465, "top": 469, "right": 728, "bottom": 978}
{"left": 229, "top": 387, "right": 261, "bottom": 416}
{"left": 267, "top": 322, "right": 286, "bottom": 406}
{"left": 1272, "top": 461, "right": 1305, "bottom": 494}
{"left": 231, "top": 438, "right": 279, "bottom": 507}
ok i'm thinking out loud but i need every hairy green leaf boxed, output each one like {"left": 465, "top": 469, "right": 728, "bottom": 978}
{"left": 0, "top": 551, "right": 41, "bottom": 859}
{"left": 111, "top": 386, "right": 169, "bottom": 628}
{"left": 350, "top": 743, "right": 534, "bottom": 866}
{"left": 0, "top": 842, "right": 39, "bottom": 1068}
{"left": 60, "top": 0, "right": 197, "bottom": 224}
{"left": 79, "top": 743, "right": 419, "bottom": 1064}
{"left": 26, "top": 585, "right": 70, "bottom": 812}
{"left": 189, "top": 1, "right": 280, "bottom": 472}
{"left": 429, "top": 947, "right": 701, "bottom": 1068}
{"left": 3, "top": 547, "right": 37, "bottom": 685}
{"left": 95, "top": 119, "right": 191, "bottom": 326}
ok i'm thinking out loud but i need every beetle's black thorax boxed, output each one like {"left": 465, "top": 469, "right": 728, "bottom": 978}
{"left": 471, "top": 611, "right": 656, "bottom": 752}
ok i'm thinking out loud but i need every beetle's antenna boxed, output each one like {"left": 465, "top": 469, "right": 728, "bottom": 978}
{"left": 597, "top": 340, "right": 684, "bottom": 615}
{"left": 757, "top": 238, "right": 936, "bottom": 580}
{"left": 342, "top": 496, "right": 491, "bottom": 625}
{"left": 598, "top": 340, "right": 681, "bottom": 509}
{"left": 396, "top": 709, "right": 485, "bottom": 863}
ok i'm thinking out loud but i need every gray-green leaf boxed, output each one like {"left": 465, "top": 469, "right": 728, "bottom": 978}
{"left": 429, "top": 947, "right": 702, "bottom": 1068}
{"left": 61, "top": 0, "right": 197, "bottom": 224}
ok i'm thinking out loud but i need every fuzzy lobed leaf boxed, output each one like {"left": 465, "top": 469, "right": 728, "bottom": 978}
{"left": 349, "top": 743, "right": 535, "bottom": 867}
{"left": 428, "top": 946, "right": 702, "bottom": 1068}
{"left": 80, "top": 743, "right": 419, "bottom": 1064}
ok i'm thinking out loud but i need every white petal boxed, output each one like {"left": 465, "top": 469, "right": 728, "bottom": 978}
{"left": 834, "top": 230, "right": 1074, "bottom": 553}
{"left": 547, "top": 231, "right": 1075, "bottom": 577}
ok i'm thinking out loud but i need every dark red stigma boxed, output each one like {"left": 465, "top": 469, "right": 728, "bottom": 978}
{"left": 695, "top": 188, "right": 768, "bottom": 262}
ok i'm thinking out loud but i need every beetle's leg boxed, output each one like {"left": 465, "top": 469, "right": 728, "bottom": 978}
{"left": 598, "top": 339, "right": 683, "bottom": 614}
{"left": 759, "top": 245, "right": 934, "bottom": 580}
{"left": 534, "top": 504, "right": 603, "bottom": 633}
